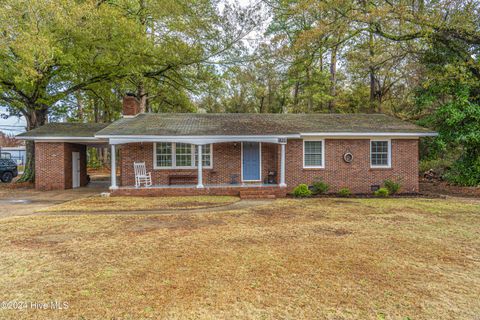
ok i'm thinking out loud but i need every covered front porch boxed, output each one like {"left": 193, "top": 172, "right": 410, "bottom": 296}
{"left": 110, "top": 183, "right": 287, "bottom": 198}
{"left": 106, "top": 135, "right": 289, "bottom": 198}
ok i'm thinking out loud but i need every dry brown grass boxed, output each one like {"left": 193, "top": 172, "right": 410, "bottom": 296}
{"left": 37, "top": 195, "right": 240, "bottom": 212}
{"left": 0, "top": 180, "right": 34, "bottom": 190}
{"left": 0, "top": 198, "right": 479, "bottom": 319}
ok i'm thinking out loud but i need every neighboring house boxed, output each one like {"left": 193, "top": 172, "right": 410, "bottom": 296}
{"left": 17, "top": 95, "right": 437, "bottom": 197}
{"left": 0, "top": 131, "right": 26, "bottom": 167}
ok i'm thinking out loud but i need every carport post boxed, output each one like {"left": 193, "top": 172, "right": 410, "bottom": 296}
{"left": 279, "top": 141, "right": 286, "bottom": 187}
{"left": 197, "top": 144, "right": 204, "bottom": 188}
{"left": 110, "top": 144, "right": 118, "bottom": 190}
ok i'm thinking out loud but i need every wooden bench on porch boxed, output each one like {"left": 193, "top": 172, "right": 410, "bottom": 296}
{"left": 168, "top": 174, "right": 197, "bottom": 185}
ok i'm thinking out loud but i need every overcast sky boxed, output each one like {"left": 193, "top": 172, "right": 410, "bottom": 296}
{"left": 0, "top": 107, "right": 26, "bottom": 135}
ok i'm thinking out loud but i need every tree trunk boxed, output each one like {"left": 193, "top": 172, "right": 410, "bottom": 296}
{"left": 369, "top": 68, "right": 376, "bottom": 113}
{"left": 281, "top": 94, "right": 287, "bottom": 113}
{"left": 368, "top": 30, "right": 377, "bottom": 113}
{"left": 137, "top": 83, "right": 148, "bottom": 113}
{"left": 293, "top": 81, "right": 300, "bottom": 111}
{"left": 267, "top": 81, "right": 272, "bottom": 113}
{"left": 259, "top": 96, "right": 265, "bottom": 113}
{"left": 17, "top": 107, "right": 48, "bottom": 183}
{"left": 75, "top": 91, "right": 84, "bottom": 121}
{"left": 136, "top": 0, "right": 149, "bottom": 113}
{"left": 94, "top": 97, "right": 99, "bottom": 123}
{"left": 304, "top": 66, "right": 313, "bottom": 112}
{"left": 328, "top": 45, "right": 338, "bottom": 112}
{"left": 377, "top": 94, "right": 383, "bottom": 113}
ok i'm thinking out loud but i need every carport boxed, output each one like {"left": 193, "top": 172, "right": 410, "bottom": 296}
{"left": 17, "top": 123, "right": 109, "bottom": 191}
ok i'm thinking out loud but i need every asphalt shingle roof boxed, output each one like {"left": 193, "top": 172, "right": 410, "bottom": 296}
{"left": 95, "top": 113, "right": 435, "bottom": 136}
{"left": 17, "top": 123, "right": 109, "bottom": 138}
{"left": 17, "top": 113, "right": 435, "bottom": 139}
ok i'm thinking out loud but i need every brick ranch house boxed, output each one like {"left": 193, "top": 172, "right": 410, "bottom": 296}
{"left": 17, "top": 95, "right": 437, "bottom": 198}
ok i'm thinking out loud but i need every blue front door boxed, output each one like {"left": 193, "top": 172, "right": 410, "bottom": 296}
{"left": 242, "top": 142, "right": 261, "bottom": 181}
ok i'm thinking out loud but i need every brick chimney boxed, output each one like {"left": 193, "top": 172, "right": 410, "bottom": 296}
{"left": 122, "top": 93, "right": 141, "bottom": 117}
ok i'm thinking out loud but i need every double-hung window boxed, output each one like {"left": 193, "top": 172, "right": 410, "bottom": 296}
{"left": 155, "top": 142, "right": 173, "bottom": 167}
{"left": 175, "top": 143, "right": 193, "bottom": 167}
{"left": 154, "top": 143, "right": 212, "bottom": 169}
{"left": 370, "top": 140, "right": 391, "bottom": 168}
{"left": 303, "top": 140, "right": 324, "bottom": 168}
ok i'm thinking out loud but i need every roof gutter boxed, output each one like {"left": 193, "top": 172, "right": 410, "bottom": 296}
{"left": 17, "top": 136, "right": 107, "bottom": 142}
{"left": 300, "top": 132, "right": 438, "bottom": 137}
{"left": 94, "top": 134, "right": 301, "bottom": 139}
{"left": 95, "top": 132, "right": 438, "bottom": 139}
{"left": 16, "top": 132, "right": 438, "bottom": 143}
{"left": 102, "top": 135, "right": 299, "bottom": 145}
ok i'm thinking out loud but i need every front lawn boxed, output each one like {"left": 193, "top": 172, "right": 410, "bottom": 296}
{"left": 37, "top": 195, "right": 239, "bottom": 212}
{"left": 1, "top": 198, "right": 479, "bottom": 319}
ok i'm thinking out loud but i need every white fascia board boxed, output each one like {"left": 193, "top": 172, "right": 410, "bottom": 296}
{"left": 95, "top": 134, "right": 300, "bottom": 139}
{"left": 97, "top": 134, "right": 301, "bottom": 145}
{"left": 108, "top": 136, "right": 296, "bottom": 145}
{"left": 17, "top": 136, "right": 106, "bottom": 141}
{"left": 300, "top": 132, "right": 438, "bottom": 137}
{"left": 17, "top": 136, "right": 91, "bottom": 140}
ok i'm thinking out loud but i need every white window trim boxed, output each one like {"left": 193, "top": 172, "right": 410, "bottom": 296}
{"left": 153, "top": 143, "right": 213, "bottom": 170}
{"left": 370, "top": 139, "right": 391, "bottom": 168}
{"left": 241, "top": 142, "right": 262, "bottom": 182}
{"left": 303, "top": 139, "right": 325, "bottom": 169}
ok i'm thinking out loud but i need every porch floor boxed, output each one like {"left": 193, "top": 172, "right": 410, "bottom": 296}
{"left": 111, "top": 183, "right": 287, "bottom": 198}
{"left": 119, "top": 183, "right": 280, "bottom": 189}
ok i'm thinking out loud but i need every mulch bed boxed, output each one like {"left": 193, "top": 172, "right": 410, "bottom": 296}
{"left": 287, "top": 193, "right": 445, "bottom": 199}
{"left": 287, "top": 179, "right": 480, "bottom": 199}
{"left": 420, "top": 180, "right": 480, "bottom": 198}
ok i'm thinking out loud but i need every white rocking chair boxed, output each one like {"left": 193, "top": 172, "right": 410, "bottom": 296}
{"left": 134, "top": 162, "right": 152, "bottom": 188}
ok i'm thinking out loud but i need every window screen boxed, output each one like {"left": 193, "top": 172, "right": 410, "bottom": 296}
{"left": 156, "top": 142, "right": 172, "bottom": 167}
{"left": 304, "top": 141, "right": 323, "bottom": 167}
{"left": 371, "top": 141, "right": 389, "bottom": 166}
{"left": 175, "top": 143, "right": 193, "bottom": 167}
{"left": 155, "top": 143, "right": 212, "bottom": 168}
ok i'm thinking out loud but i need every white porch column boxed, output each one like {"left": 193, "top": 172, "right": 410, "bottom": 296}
{"left": 197, "top": 144, "right": 204, "bottom": 188}
{"left": 110, "top": 144, "right": 118, "bottom": 190}
{"left": 279, "top": 142, "right": 286, "bottom": 187}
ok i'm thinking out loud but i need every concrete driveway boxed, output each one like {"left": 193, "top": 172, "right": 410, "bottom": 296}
{"left": 0, "top": 181, "right": 108, "bottom": 218}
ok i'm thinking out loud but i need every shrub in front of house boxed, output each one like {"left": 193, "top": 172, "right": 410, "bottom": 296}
{"left": 374, "top": 187, "right": 390, "bottom": 197}
{"left": 311, "top": 179, "right": 330, "bottom": 195}
{"left": 383, "top": 179, "right": 401, "bottom": 195}
{"left": 338, "top": 187, "right": 351, "bottom": 197}
{"left": 293, "top": 184, "right": 312, "bottom": 198}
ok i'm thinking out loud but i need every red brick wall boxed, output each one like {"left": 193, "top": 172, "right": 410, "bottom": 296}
{"left": 118, "top": 139, "right": 418, "bottom": 193}
{"left": 36, "top": 142, "right": 65, "bottom": 191}
{"left": 34, "top": 138, "right": 418, "bottom": 193}
{"left": 112, "top": 185, "right": 287, "bottom": 197}
{"left": 35, "top": 142, "right": 88, "bottom": 191}
{"left": 262, "top": 143, "right": 278, "bottom": 182}
{"left": 122, "top": 95, "right": 140, "bottom": 116}
{"left": 119, "top": 142, "right": 279, "bottom": 186}
{"left": 284, "top": 139, "right": 419, "bottom": 193}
